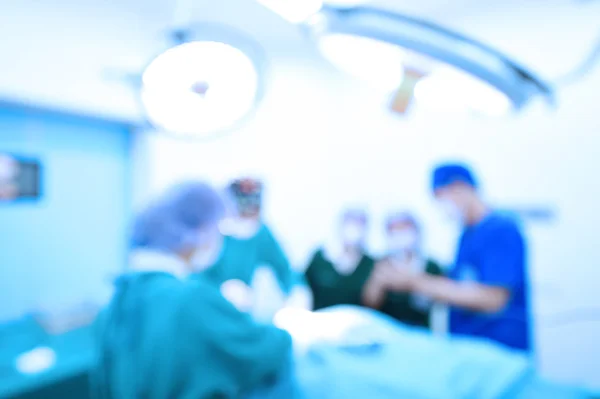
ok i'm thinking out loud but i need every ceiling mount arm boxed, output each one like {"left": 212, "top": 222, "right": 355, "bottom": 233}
{"left": 303, "top": 5, "right": 555, "bottom": 113}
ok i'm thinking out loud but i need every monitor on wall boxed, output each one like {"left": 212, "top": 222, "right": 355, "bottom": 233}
{"left": 0, "top": 153, "right": 42, "bottom": 202}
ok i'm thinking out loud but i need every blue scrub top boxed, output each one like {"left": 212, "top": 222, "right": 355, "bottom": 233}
{"left": 449, "top": 212, "right": 531, "bottom": 352}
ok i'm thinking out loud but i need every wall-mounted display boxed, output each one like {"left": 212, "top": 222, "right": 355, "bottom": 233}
{"left": 0, "top": 153, "right": 41, "bottom": 202}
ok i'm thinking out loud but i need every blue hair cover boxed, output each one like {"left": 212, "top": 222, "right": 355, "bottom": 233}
{"left": 131, "top": 182, "right": 225, "bottom": 252}
{"left": 432, "top": 163, "right": 477, "bottom": 191}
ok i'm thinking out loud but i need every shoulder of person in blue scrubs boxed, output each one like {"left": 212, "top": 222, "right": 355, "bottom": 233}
{"left": 93, "top": 182, "right": 292, "bottom": 399}
{"left": 373, "top": 163, "right": 531, "bottom": 352}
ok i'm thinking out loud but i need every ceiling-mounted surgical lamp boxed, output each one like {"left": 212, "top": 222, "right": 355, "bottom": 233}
{"left": 140, "top": 24, "right": 267, "bottom": 138}
{"left": 300, "top": 6, "right": 554, "bottom": 116}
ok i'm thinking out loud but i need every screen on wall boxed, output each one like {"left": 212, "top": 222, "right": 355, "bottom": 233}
{"left": 0, "top": 153, "right": 41, "bottom": 201}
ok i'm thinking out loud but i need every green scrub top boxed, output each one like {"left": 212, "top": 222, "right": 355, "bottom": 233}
{"left": 304, "top": 249, "right": 375, "bottom": 310}
{"left": 94, "top": 272, "right": 292, "bottom": 398}
{"left": 199, "top": 224, "right": 294, "bottom": 294}
{"left": 379, "top": 259, "right": 443, "bottom": 328}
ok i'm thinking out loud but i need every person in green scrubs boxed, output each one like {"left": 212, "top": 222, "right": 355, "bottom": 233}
{"left": 304, "top": 209, "right": 375, "bottom": 310}
{"left": 193, "top": 178, "right": 309, "bottom": 320}
{"left": 199, "top": 224, "right": 293, "bottom": 291}
{"left": 362, "top": 212, "right": 443, "bottom": 328}
{"left": 93, "top": 181, "right": 293, "bottom": 399}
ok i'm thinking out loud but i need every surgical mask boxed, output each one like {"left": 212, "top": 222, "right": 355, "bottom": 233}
{"left": 221, "top": 218, "right": 261, "bottom": 239}
{"left": 387, "top": 230, "right": 418, "bottom": 253}
{"left": 192, "top": 235, "right": 223, "bottom": 271}
{"left": 234, "top": 219, "right": 261, "bottom": 239}
{"left": 341, "top": 223, "right": 365, "bottom": 245}
{"left": 437, "top": 199, "right": 465, "bottom": 224}
{"left": 333, "top": 255, "right": 361, "bottom": 275}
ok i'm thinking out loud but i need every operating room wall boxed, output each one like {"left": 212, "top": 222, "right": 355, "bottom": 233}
{"left": 0, "top": 106, "right": 131, "bottom": 321}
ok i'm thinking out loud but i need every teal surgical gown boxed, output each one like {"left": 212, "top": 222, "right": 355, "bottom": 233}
{"left": 93, "top": 272, "right": 292, "bottom": 398}
{"left": 200, "top": 224, "right": 294, "bottom": 293}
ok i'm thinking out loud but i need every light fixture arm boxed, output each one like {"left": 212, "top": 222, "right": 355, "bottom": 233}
{"left": 304, "top": 6, "right": 555, "bottom": 111}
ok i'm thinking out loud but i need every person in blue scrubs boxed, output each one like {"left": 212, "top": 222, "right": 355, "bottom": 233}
{"left": 372, "top": 163, "right": 531, "bottom": 351}
{"left": 197, "top": 178, "right": 291, "bottom": 287}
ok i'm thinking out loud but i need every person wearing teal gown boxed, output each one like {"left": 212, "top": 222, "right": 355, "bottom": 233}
{"left": 93, "top": 182, "right": 294, "bottom": 398}
{"left": 193, "top": 178, "right": 311, "bottom": 319}
{"left": 200, "top": 223, "right": 293, "bottom": 291}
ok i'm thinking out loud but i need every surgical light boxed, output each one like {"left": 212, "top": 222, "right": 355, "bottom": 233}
{"left": 257, "top": 0, "right": 324, "bottom": 24}
{"left": 318, "top": 33, "right": 405, "bottom": 92}
{"left": 304, "top": 6, "right": 553, "bottom": 115}
{"left": 323, "top": 0, "right": 371, "bottom": 7}
{"left": 414, "top": 65, "right": 513, "bottom": 117}
{"left": 141, "top": 27, "right": 266, "bottom": 138}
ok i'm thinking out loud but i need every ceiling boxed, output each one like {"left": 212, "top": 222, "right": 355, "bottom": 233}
{"left": 0, "top": 0, "right": 598, "bottom": 124}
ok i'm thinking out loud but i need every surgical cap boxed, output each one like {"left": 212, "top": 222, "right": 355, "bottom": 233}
{"left": 385, "top": 212, "right": 419, "bottom": 231}
{"left": 432, "top": 163, "right": 477, "bottom": 191}
{"left": 131, "top": 182, "right": 225, "bottom": 252}
{"left": 226, "top": 177, "right": 263, "bottom": 214}
{"left": 342, "top": 209, "right": 368, "bottom": 225}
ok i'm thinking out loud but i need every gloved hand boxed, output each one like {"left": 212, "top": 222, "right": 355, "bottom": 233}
{"left": 220, "top": 279, "right": 254, "bottom": 312}
{"left": 284, "top": 285, "right": 313, "bottom": 311}
{"left": 15, "top": 347, "right": 56, "bottom": 375}
{"left": 273, "top": 307, "right": 317, "bottom": 354}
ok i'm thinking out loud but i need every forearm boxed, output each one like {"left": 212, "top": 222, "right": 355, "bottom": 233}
{"left": 285, "top": 285, "right": 313, "bottom": 310}
{"left": 270, "top": 261, "right": 294, "bottom": 294}
{"left": 361, "top": 278, "right": 387, "bottom": 308}
{"left": 412, "top": 275, "right": 507, "bottom": 312}
{"left": 264, "top": 229, "right": 294, "bottom": 293}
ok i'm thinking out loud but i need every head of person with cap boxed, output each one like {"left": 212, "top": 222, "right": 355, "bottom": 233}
{"left": 130, "top": 181, "right": 226, "bottom": 274}
{"left": 431, "top": 163, "right": 489, "bottom": 226}
{"left": 338, "top": 208, "right": 369, "bottom": 252}
{"left": 219, "top": 177, "right": 264, "bottom": 239}
{"left": 384, "top": 212, "right": 422, "bottom": 262}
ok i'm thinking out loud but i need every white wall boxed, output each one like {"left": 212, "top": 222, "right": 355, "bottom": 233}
{"left": 131, "top": 7, "right": 600, "bottom": 389}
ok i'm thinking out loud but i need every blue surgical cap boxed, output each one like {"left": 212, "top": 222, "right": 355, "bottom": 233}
{"left": 432, "top": 163, "right": 477, "bottom": 191}
{"left": 131, "top": 182, "right": 225, "bottom": 252}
